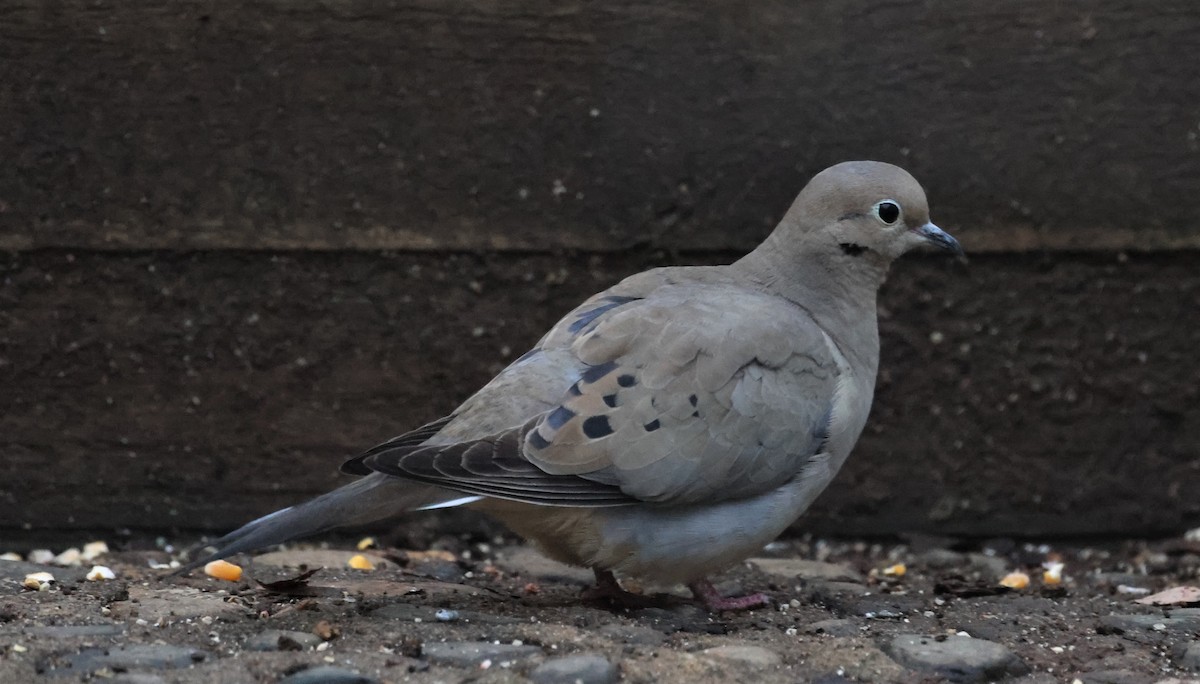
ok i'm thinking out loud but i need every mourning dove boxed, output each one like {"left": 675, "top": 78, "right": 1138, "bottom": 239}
{"left": 179, "top": 161, "right": 961, "bottom": 610}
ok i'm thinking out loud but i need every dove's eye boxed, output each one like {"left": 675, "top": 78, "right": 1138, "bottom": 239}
{"left": 873, "top": 200, "right": 901, "bottom": 225}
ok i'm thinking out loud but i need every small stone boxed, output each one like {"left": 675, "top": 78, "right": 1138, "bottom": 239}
{"left": 1076, "top": 670, "right": 1149, "bottom": 684}
{"left": 884, "top": 634, "right": 1028, "bottom": 682}
{"left": 57, "top": 645, "right": 209, "bottom": 674}
{"left": 246, "top": 629, "right": 323, "bottom": 651}
{"left": 1097, "top": 612, "right": 1200, "bottom": 635}
{"left": 699, "top": 644, "right": 783, "bottom": 669}
{"left": 917, "top": 549, "right": 967, "bottom": 569}
{"left": 748, "top": 558, "right": 865, "bottom": 583}
{"left": 803, "top": 618, "right": 861, "bottom": 637}
{"left": 966, "top": 553, "right": 1008, "bottom": 581}
{"left": 595, "top": 623, "right": 666, "bottom": 646}
{"left": 1176, "top": 642, "right": 1200, "bottom": 671}
{"left": 279, "top": 666, "right": 379, "bottom": 684}
{"left": 313, "top": 619, "right": 339, "bottom": 640}
{"left": 29, "top": 624, "right": 126, "bottom": 639}
{"left": 422, "top": 641, "right": 542, "bottom": 667}
{"left": 529, "top": 655, "right": 618, "bottom": 684}
{"left": 106, "top": 675, "right": 167, "bottom": 684}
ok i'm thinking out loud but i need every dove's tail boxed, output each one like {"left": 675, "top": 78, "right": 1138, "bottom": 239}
{"left": 173, "top": 474, "right": 479, "bottom": 575}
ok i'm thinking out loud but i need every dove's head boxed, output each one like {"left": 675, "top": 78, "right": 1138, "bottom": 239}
{"left": 783, "top": 160, "right": 962, "bottom": 261}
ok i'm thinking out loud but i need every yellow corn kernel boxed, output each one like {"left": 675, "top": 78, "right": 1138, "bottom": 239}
{"left": 204, "top": 559, "right": 243, "bottom": 582}
{"left": 999, "top": 571, "right": 1030, "bottom": 590}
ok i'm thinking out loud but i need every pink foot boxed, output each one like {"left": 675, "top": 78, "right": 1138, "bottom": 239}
{"left": 581, "top": 569, "right": 660, "bottom": 609}
{"left": 688, "top": 578, "right": 771, "bottom": 611}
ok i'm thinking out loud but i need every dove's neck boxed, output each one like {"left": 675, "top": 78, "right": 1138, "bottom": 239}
{"left": 734, "top": 233, "right": 888, "bottom": 372}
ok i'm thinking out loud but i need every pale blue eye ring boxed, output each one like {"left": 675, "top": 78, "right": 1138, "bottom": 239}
{"left": 873, "top": 200, "right": 901, "bottom": 225}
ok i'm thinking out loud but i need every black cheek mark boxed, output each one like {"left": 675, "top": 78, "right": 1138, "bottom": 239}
{"left": 837, "top": 211, "right": 865, "bottom": 222}
{"left": 643, "top": 419, "right": 661, "bottom": 432}
{"left": 582, "top": 415, "right": 614, "bottom": 439}
{"left": 839, "top": 243, "right": 868, "bottom": 256}
{"left": 602, "top": 394, "right": 618, "bottom": 408}
{"left": 617, "top": 374, "right": 637, "bottom": 387}
{"left": 546, "top": 406, "right": 576, "bottom": 430}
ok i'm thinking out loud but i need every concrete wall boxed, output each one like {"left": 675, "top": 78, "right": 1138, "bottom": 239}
{"left": 2, "top": 0, "right": 1198, "bottom": 540}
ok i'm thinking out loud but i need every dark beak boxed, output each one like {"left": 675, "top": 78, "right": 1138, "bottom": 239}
{"left": 914, "top": 222, "right": 964, "bottom": 256}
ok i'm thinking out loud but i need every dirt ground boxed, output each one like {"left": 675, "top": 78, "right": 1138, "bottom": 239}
{"left": 2, "top": 528, "right": 1199, "bottom": 683}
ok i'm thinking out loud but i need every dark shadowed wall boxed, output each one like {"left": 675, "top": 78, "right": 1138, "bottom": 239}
{"left": 1, "top": 0, "right": 1198, "bottom": 540}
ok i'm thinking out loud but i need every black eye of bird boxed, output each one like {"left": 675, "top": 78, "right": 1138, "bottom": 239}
{"left": 874, "top": 200, "right": 900, "bottom": 225}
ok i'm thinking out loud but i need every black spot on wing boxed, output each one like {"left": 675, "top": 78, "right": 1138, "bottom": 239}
{"left": 582, "top": 415, "right": 614, "bottom": 439}
{"left": 546, "top": 406, "right": 576, "bottom": 430}
{"left": 617, "top": 374, "right": 636, "bottom": 388}
{"left": 527, "top": 430, "right": 551, "bottom": 450}
{"left": 688, "top": 394, "right": 698, "bottom": 407}
{"left": 602, "top": 393, "right": 618, "bottom": 408}
{"left": 568, "top": 296, "right": 640, "bottom": 334}
{"left": 581, "top": 360, "right": 619, "bottom": 384}
{"left": 643, "top": 419, "right": 661, "bottom": 432}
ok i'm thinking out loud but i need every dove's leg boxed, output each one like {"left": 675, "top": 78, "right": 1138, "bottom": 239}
{"left": 687, "top": 579, "right": 771, "bottom": 611}
{"left": 580, "top": 569, "right": 658, "bottom": 608}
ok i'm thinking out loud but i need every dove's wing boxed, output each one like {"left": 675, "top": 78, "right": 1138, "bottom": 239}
{"left": 358, "top": 278, "right": 841, "bottom": 508}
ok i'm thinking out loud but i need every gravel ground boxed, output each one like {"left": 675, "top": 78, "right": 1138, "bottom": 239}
{"left": 2, "top": 532, "right": 1199, "bottom": 683}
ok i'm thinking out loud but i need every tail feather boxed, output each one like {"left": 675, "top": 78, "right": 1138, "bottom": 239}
{"left": 174, "top": 474, "right": 467, "bottom": 575}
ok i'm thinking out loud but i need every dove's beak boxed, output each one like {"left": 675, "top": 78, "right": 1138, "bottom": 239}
{"left": 914, "top": 222, "right": 964, "bottom": 256}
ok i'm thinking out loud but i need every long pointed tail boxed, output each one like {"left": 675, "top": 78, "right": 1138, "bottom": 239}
{"left": 173, "top": 474, "right": 468, "bottom": 575}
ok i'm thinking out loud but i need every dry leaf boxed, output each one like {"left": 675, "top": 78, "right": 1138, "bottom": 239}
{"left": 256, "top": 568, "right": 321, "bottom": 593}
{"left": 1133, "top": 586, "right": 1200, "bottom": 606}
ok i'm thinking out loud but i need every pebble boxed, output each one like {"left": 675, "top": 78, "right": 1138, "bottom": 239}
{"left": 595, "top": 623, "right": 666, "bottom": 646}
{"left": 1075, "top": 670, "right": 1147, "bottom": 684}
{"left": 917, "top": 548, "right": 968, "bottom": 569}
{"left": 422, "top": 640, "right": 543, "bottom": 667}
{"left": 107, "top": 675, "right": 167, "bottom": 684}
{"left": 529, "top": 655, "right": 619, "bottom": 684}
{"left": 966, "top": 553, "right": 1008, "bottom": 581}
{"left": 28, "top": 624, "right": 126, "bottom": 639}
{"left": 748, "top": 558, "right": 865, "bottom": 583}
{"left": 884, "top": 634, "right": 1028, "bottom": 682}
{"left": 803, "top": 618, "right": 861, "bottom": 637}
{"left": 246, "top": 629, "right": 323, "bottom": 651}
{"left": 699, "top": 644, "right": 783, "bottom": 669}
{"left": 56, "top": 645, "right": 209, "bottom": 674}
{"left": 372, "top": 604, "right": 521, "bottom": 625}
{"left": 1097, "top": 610, "right": 1200, "bottom": 635}
{"left": 1176, "top": 642, "right": 1200, "bottom": 671}
{"left": 278, "top": 666, "right": 380, "bottom": 684}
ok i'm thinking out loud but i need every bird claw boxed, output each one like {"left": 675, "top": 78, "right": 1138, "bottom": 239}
{"left": 581, "top": 569, "right": 661, "bottom": 609}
